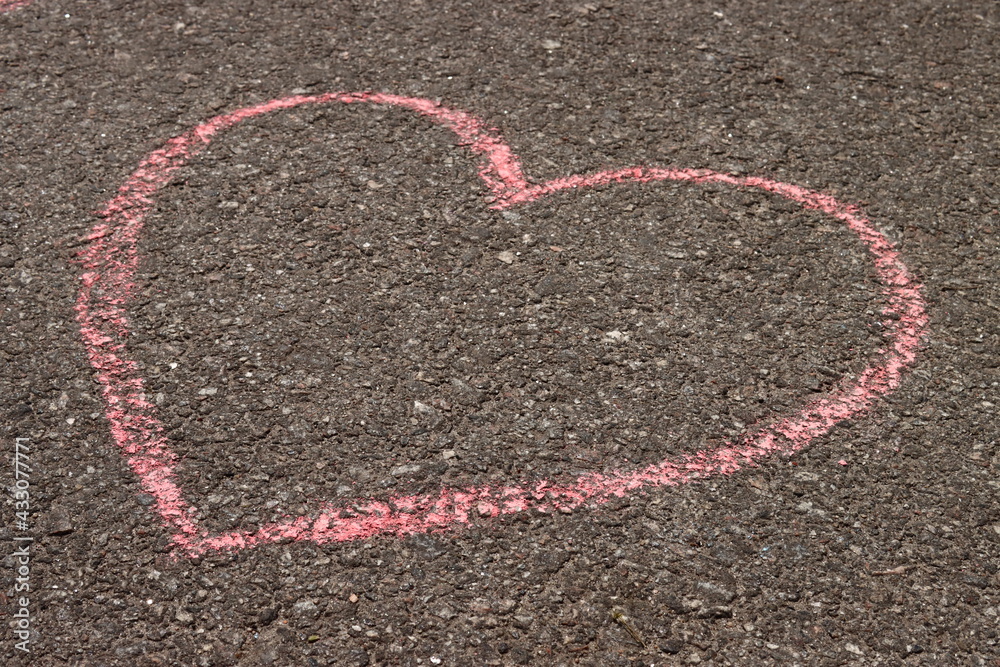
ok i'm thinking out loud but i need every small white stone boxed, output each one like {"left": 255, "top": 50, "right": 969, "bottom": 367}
{"left": 602, "top": 330, "right": 628, "bottom": 343}
{"left": 498, "top": 250, "right": 515, "bottom": 264}
{"left": 414, "top": 400, "right": 436, "bottom": 415}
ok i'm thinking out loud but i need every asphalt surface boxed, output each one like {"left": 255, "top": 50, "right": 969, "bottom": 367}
{"left": 1, "top": 1, "right": 998, "bottom": 665}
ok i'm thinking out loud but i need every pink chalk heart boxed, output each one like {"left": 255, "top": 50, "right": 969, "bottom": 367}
{"left": 75, "top": 92, "right": 927, "bottom": 557}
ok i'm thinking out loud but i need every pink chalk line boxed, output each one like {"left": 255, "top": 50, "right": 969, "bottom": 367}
{"left": 0, "top": 0, "right": 32, "bottom": 13}
{"left": 74, "top": 92, "right": 928, "bottom": 557}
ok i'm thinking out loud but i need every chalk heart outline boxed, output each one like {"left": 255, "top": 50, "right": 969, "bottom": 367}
{"left": 75, "top": 92, "right": 927, "bottom": 558}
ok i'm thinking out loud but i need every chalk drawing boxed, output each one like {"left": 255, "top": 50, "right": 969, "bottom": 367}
{"left": 74, "top": 92, "right": 928, "bottom": 557}
{"left": 0, "top": 0, "right": 32, "bottom": 13}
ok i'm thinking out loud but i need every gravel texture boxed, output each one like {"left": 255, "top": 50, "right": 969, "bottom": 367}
{"left": 1, "top": 1, "right": 998, "bottom": 665}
